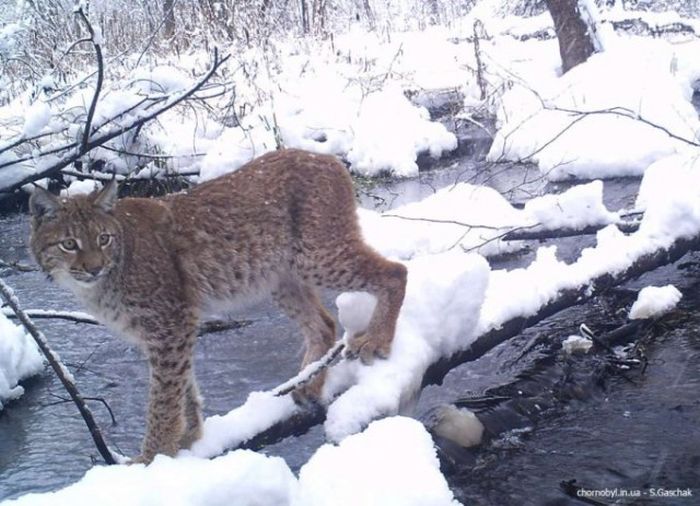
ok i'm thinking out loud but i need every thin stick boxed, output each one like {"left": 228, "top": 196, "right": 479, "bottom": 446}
{"left": 0, "top": 279, "right": 116, "bottom": 465}
{"left": 75, "top": 7, "right": 104, "bottom": 156}
{"left": 272, "top": 340, "right": 346, "bottom": 397}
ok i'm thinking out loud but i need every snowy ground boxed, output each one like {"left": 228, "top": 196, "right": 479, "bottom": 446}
{"left": 2, "top": 2, "right": 700, "bottom": 505}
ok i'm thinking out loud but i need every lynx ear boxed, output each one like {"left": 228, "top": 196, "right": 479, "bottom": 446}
{"left": 92, "top": 179, "right": 119, "bottom": 212}
{"left": 29, "top": 186, "right": 60, "bottom": 219}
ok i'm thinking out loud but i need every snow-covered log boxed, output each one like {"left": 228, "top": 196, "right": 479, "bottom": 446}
{"left": 423, "top": 233, "right": 700, "bottom": 387}
{"left": 210, "top": 230, "right": 700, "bottom": 455}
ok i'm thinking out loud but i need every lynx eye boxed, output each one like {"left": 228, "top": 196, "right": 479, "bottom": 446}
{"left": 98, "top": 233, "right": 112, "bottom": 247}
{"left": 59, "top": 238, "right": 78, "bottom": 252}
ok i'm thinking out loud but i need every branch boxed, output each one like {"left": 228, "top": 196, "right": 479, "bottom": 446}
{"left": 501, "top": 220, "right": 640, "bottom": 241}
{"left": 75, "top": 7, "right": 105, "bottom": 156}
{"left": 0, "top": 308, "right": 251, "bottom": 336}
{"left": 0, "top": 50, "right": 230, "bottom": 195}
{"left": 0, "top": 279, "right": 116, "bottom": 465}
{"left": 546, "top": 105, "right": 700, "bottom": 148}
{"left": 0, "top": 258, "right": 38, "bottom": 272}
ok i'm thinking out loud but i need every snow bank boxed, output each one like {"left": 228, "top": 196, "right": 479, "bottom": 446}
{"left": 359, "top": 179, "right": 617, "bottom": 259}
{"left": 487, "top": 37, "right": 700, "bottom": 181}
{"left": 198, "top": 81, "right": 457, "bottom": 180}
{"left": 8, "top": 450, "right": 297, "bottom": 506}
{"left": 346, "top": 85, "right": 457, "bottom": 177}
{"left": 629, "top": 285, "right": 682, "bottom": 320}
{"left": 8, "top": 418, "right": 458, "bottom": 506}
{"left": 0, "top": 313, "right": 44, "bottom": 411}
{"left": 478, "top": 149, "right": 700, "bottom": 334}
{"left": 297, "top": 417, "right": 459, "bottom": 506}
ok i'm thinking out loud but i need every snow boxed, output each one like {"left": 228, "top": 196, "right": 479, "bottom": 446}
{"left": 478, "top": 148, "right": 700, "bottom": 335}
{"left": 629, "top": 285, "right": 682, "bottom": 320}
{"left": 346, "top": 85, "right": 457, "bottom": 176}
{"left": 359, "top": 179, "right": 617, "bottom": 259}
{"left": 562, "top": 335, "right": 594, "bottom": 354}
{"left": 7, "top": 417, "right": 458, "bottom": 506}
{"left": 297, "top": 417, "right": 460, "bottom": 506}
{"left": 60, "top": 179, "right": 100, "bottom": 197}
{"left": 8, "top": 449, "right": 297, "bottom": 506}
{"left": 131, "top": 66, "right": 192, "bottom": 94}
{"left": 0, "top": 313, "right": 44, "bottom": 411}
{"left": 486, "top": 32, "right": 700, "bottom": 181}
{"left": 430, "top": 405, "right": 485, "bottom": 448}
{"left": 22, "top": 100, "right": 51, "bottom": 138}
{"left": 187, "top": 392, "right": 297, "bottom": 459}
{"left": 324, "top": 252, "right": 489, "bottom": 441}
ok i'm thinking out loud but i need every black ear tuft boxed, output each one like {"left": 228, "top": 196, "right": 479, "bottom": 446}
{"left": 92, "top": 179, "right": 119, "bottom": 212}
{"left": 29, "top": 186, "right": 60, "bottom": 220}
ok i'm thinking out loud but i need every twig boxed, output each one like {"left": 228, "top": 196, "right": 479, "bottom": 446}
{"left": 0, "top": 278, "right": 116, "bottom": 465}
{"left": 75, "top": 7, "right": 104, "bottom": 156}
{"left": 273, "top": 340, "right": 346, "bottom": 397}
{"left": 381, "top": 213, "right": 502, "bottom": 230}
{"left": 0, "top": 308, "right": 251, "bottom": 336}
{"left": 473, "top": 20, "right": 486, "bottom": 100}
{"left": 0, "top": 258, "right": 38, "bottom": 272}
{"left": 47, "top": 392, "right": 118, "bottom": 425}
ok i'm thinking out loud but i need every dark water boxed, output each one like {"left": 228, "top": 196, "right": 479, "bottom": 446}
{"left": 421, "top": 259, "right": 700, "bottom": 505}
{"left": 0, "top": 159, "right": 697, "bottom": 504}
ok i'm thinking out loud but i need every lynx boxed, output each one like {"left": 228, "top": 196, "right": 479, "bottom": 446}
{"left": 29, "top": 149, "right": 407, "bottom": 464}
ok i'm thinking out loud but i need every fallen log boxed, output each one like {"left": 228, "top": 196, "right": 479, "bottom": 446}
{"left": 423, "top": 233, "right": 700, "bottom": 387}
{"left": 227, "top": 232, "right": 700, "bottom": 452}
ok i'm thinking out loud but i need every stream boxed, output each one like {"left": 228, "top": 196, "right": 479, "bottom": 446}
{"left": 1, "top": 109, "right": 699, "bottom": 503}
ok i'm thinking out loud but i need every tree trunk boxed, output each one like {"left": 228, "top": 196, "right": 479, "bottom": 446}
{"left": 545, "top": 0, "right": 595, "bottom": 73}
{"left": 301, "top": 0, "right": 309, "bottom": 33}
{"left": 163, "top": 0, "right": 176, "bottom": 39}
{"left": 362, "top": 0, "right": 375, "bottom": 30}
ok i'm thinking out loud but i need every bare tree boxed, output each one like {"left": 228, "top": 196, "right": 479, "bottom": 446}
{"left": 163, "top": 0, "right": 176, "bottom": 39}
{"left": 545, "top": 0, "right": 595, "bottom": 72}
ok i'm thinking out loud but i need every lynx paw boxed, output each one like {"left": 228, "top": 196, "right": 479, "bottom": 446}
{"left": 345, "top": 332, "right": 391, "bottom": 365}
{"left": 179, "top": 426, "right": 203, "bottom": 450}
{"left": 291, "top": 375, "right": 325, "bottom": 408}
{"left": 126, "top": 454, "right": 151, "bottom": 466}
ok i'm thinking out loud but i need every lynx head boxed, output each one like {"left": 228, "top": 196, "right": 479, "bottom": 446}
{"left": 29, "top": 181, "right": 122, "bottom": 288}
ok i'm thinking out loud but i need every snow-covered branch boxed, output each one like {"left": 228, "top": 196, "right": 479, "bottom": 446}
{"left": 0, "top": 278, "right": 117, "bottom": 465}
{"left": 0, "top": 50, "right": 230, "bottom": 195}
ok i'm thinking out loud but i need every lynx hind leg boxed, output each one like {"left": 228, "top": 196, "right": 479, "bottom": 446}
{"left": 320, "top": 243, "right": 407, "bottom": 365}
{"left": 272, "top": 278, "right": 337, "bottom": 403}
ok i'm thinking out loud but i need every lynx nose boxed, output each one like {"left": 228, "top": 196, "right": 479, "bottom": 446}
{"left": 85, "top": 266, "right": 103, "bottom": 277}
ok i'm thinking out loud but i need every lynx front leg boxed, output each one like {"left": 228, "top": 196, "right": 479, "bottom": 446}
{"left": 179, "top": 375, "right": 203, "bottom": 449}
{"left": 133, "top": 346, "right": 196, "bottom": 464}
